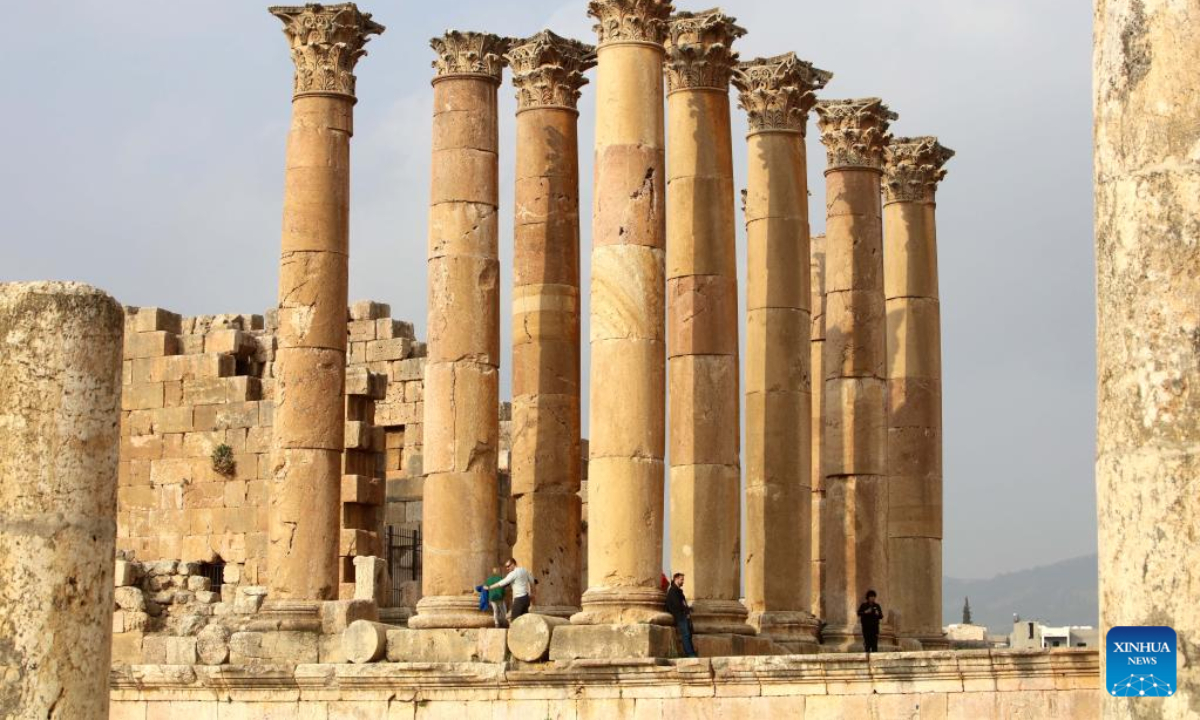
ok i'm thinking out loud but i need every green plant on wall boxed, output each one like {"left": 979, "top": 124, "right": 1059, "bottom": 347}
{"left": 211, "top": 443, "right": 236, "bottom": 477}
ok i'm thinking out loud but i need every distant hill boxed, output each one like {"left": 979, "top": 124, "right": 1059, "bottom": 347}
{"left": 942, "top": 554, "right": 1099, "bottom": 635}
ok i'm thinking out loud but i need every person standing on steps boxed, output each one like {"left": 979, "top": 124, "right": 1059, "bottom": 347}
{"left": 666, "top": 572, "right": 697, "bottom": 658}
{"left": 857, "top": 589, "right": 883, "bottom": 654}
{"left": 485, "top": 558, "right": 534, "bottom": 621}
{"left": 481, "top": 566, "right": 508, "bottom": 628}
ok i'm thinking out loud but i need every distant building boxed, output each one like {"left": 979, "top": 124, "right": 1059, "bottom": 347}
{"left": 1009, "top": 618, "right": 1098, "bottom": 650}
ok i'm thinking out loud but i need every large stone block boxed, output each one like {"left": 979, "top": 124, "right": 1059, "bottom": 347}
{"left": 548, "top": 624, "right": 677, "bottom": 661}
{"left": 385, "top": 628, "right": 508, "bottom": 663}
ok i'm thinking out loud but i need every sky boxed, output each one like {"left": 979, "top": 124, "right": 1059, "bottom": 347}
{"left": 0, "top": 0, "right": 1096, "bottom": 580}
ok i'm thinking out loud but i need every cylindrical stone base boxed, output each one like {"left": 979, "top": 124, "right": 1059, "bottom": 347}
{"left": 0, "top": 282, "right": 123, "bottom": 720}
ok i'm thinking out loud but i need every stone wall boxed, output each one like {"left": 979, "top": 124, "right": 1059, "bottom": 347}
{"left": 117, "top": 300, "right": 531, "bottom": 620}
{"left": 117, "top": 302, "right": 413, "bottom": 594}
{"left": 108, "top": 650, "right": 1100, "bottom": 719}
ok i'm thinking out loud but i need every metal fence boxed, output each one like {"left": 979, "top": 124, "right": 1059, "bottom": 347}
{"left": 387, "top": 526, "right": 422, "bottom": 607}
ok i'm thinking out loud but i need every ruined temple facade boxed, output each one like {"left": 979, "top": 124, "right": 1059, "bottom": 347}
{"left": 27, "top": 0, "right": 1200, "bottom": 717}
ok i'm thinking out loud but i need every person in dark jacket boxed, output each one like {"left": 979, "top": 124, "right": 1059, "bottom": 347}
{"left": 665, "top": 572, "right": 697, "bottom": 658}
{"left": 857, "top": 589, "right": 883, "bottom": 654}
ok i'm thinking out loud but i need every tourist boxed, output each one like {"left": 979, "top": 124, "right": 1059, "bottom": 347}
{"left": 480, "top": 566, "right": 508, "bottom": 628}
{"left": 665, "top": 572, "right": 698, "bottom": 658}
{"left": 857, "top": 589, "right": 883, "bottom": 654}
{"left": 485, "top": 558, "right": 535, "bottom": 621}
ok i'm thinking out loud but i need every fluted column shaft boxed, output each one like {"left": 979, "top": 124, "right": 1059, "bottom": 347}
{"left": 883, "top": 137, "right": 953, "bottom": 649}
{"left": 664, "top": 10, "right": 747, "bottom": 637}
{"left": 575, "top": 0, "right": 674, "bottom": 626}
{"left": 268, "top": 4, "right": 382, "bottom": 603}
{"left": 734, "top": 54, "right": 829, "bottom": 650}
{"left": 413, "top": 32, "right": 509, "bottom": 629}
{"left": 816, "top": 98, "right": 897, "bottom": 651}
{"left": 507, "top": 32, "right": 595, "bottom": 618}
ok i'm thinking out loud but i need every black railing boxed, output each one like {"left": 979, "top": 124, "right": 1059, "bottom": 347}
{"left": 199, "top": 560, "right": 225, "bottom": 594}
{"left": 387, "top": 526, "right": 422, "bottom": 607}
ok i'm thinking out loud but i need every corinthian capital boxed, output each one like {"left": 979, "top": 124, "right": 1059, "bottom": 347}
{"left": 588, "top": 0, "right": 674, "bottom": 46}
{"left": 883, "top": 136, "right": 955, "bottom": 203}
{"left": 506, "top": 31, "right": 597, "bottom": 111}
{"left": 431, "top": 31, "right": 512, "bottom": 82}
{"left": 270, "top": 3, "right": 384, "bottom": 100}
{"left": 731, "top": 53, "right": 832, "bottom": 135}
{"left": 663, "top": 9, "right": 746, "bottom": 93}
{"left": 814, "top": 98, "right": 897, "bottom": 171}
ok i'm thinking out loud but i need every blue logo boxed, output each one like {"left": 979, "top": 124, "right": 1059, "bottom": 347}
{"left": 1106, "top": 626, "right": 1176, "bottom": 697}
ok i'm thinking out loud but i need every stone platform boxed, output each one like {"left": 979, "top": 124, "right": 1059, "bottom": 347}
{"left": 109, "top": 649, "right": 1099, "bottom": 719}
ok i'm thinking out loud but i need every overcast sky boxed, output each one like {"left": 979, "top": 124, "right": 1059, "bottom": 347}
{"left": 0, "top": 0, "right": 1096, "bottom": 580}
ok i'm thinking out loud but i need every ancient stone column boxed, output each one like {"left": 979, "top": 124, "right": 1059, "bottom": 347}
{"left": 663, "top": 8, "right": 748, "bottom": 637}
{"left": 506, "top": 31, "right": 596, "bottom": 619}
{"left": 882, "top": 137, "right": 953, "bottom": 650}
{"left": 412, "top": 31, "right": 510, "bottom": 629}
{"left": 267, "top": 4, "right": 383, "bottom": 609}
{"left": 1096, "top": 0, "right": 1200, "bottom": 713}
{"left": 0, "top": 282, "right": 123, "bottom": 720}
{"left": 810, "top": 233, "right": 826, "bottom": 619}
{"left": 814, "top": 97, "right": 897, "bottom": 651}
{"left": 733, "top": 54, "right": 830, "bottom": 650}
{"left": 575, "top": 0, "right": 674, "bottom": 626}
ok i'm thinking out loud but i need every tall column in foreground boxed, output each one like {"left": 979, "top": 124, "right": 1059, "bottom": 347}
{"left": 810, "top": 233, "right": 826, "bottom": 619}
{"left": 815, "top": 97, "right": 897, "bottom": 651}
{"left": 413, "top": 31, "right": 510, "bottom": 629}
{"left": 664, "top": 8, "right": 748, "bottom": 637}
{"left": 733, "top": 53, "right": 830, "bottom": 650}
{"left": 575, "top": 0, "right": 674, "bottom": 626}
{"left": 1096, "top": 0, "right": 1200, "bottom": 713}
{"left": 267, "top": 4, "right": 382, "bottom": 605}
{"left": 883, "top": 136, "right": 953, "bottom": 650}
{"left": 0, "top": 283, "right": 122, "bottom": 720}
{"left": 506, "top": 31, "right": 596, "bottom": 618}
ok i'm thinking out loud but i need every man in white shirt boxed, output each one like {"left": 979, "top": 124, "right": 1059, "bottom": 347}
{"left": 485, "top": 557, "right": 534, "bottom": 620}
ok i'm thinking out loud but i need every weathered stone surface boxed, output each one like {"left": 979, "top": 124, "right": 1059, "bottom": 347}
{"left": 320, "top": 598, "right": 379, "bottom": 635}
{"left": 549, "top": 623, "right": 677, "bottom": 660}
{"left": 353, "top": 555, "right": 388, "bottom": 605}
{"left": 577, "top": 10, "right": 671, "bottom": 628}
{"left": 229, "top": 630, "right": 319, "bottom": 665}
{"left": 0, "top": 282, "right": 123, "bottom": 720}
{"left": 386, "top": 628, "right": 507, "bottom": 663}
{"left": 343, "top": 619, "right": 390, "bottom": 664}
{"left": 1095, "top": 1, "right": 1200, "bottom": 715}
{"left": 737, "top": 79, "right": 818, "bottom": 645}
{"left": 196, "top": 624, "right": 230, "bottom": 665}
{"left": 507, "top": 613, "right": 570, "bottom": 662}
{"left": 418, "top": 61, "right": 503, "bottom": 628}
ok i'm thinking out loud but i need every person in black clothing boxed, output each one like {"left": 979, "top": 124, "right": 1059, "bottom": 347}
{"left": 665, "top": 572, "right": 697, "bottom": 658}
{"left": 857, "top": 589, "right": 883, "bottom": 654}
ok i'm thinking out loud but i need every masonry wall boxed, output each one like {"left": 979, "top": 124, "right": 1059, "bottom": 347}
{"left": 117, "top": 302, "right": 418, "bottom": 594}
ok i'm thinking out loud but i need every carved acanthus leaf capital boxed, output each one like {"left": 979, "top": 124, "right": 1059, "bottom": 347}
{"left": 588, "top": 0, "right": 674, "bottom": 46}
{"left": 431, "top": 31, "right": 512, "bottom": 81}
{"left": 731, "top": 53, "right": 832, "bottom": 134}
{"left": 663, "top": 9, "right": 746, "bottom": 93}
{"left": 270, "top": 3, "right": 384, "bottom": 99}
{"left": 506, "top": 31, "right": 597, "bottom": 111}
{"left": 815, "top": 98, "right": 897, "bottom": 170}
{"left": 883, "top": 136, "right": 955, "bottom": 203}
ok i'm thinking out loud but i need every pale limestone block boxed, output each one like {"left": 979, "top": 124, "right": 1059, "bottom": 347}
{"left": 321, "top": 599, "right": 379, "bottom": 635}
{"left": 343, "top": 620, "right": 390, "bottom": 664}
{"left": 196, "top": 624, "right": 230, "bottom": 665}
{"left": 506, "top": 613, "right": 569, "bottom": 663}
{"left": 548, "top": 624, "right": 676, "bottom": 661}
{"left": 353, "top": 556, "right": 388, "bottom": 605}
